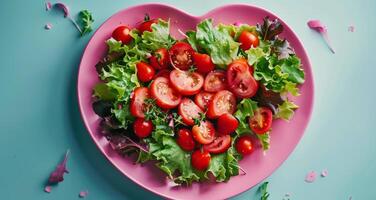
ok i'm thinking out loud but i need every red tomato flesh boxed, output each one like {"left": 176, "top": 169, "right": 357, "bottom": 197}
{"left": 130, "top": 87, "right": 149, "bottom": 118}
{"left": 238, "top": 31, "right": 259, "bottom": 51}
{"left": 249, "top": 107, "right": 273, "bottom": 134}
{"left": 150, "top": 77, "right": 181, "bottom": 109}
{"left": 149, "top": 48, "right": 169, "bottom": 70}
{"left": 176, "top": 129, "right": 195, "bottom": 151}
{"left": 133, "top": 118, "right": 153, "bottom": 138}
{"left": 194, "top": 91, "right": 214, "bottom": 111}
{"left": 203, "top": 70, "right": 227, "bottom": 93}
{"left": 193, "top": 52, "right": 215, "bottom": 74}
{"left": 178, "top": 98, "right": 203, "bottom": 126}
{"left": 138, "top": 19, "right": 158, "bottom": 34}
{"left": 191, "top": 150, "right": 211, "bottom": 171}
{"left": 207, "top": 90, "right": 236, "bottom": 119}
{"left": 235, "top": 135, "right": 254, "bottom": 156}
{"left": 203, "top": 135, "right": 231, "bottom": 154}
{"left": 112, "top": 25, "right": 133, "bottom": 45}
{"left": 227, "top": 60, "right": 259, "bottom": 98}
{"left": 169, "top": 70, "right": 204, "bottom": 96}
{"left": 169, "top": 42, "right": 194, "bottom": 70}
{"left": 136, "top": 62, "right": 155, "bottom": 82}
{"left": 217, "top": 113, "right": 239, "bottom": 135}
{"left": 192, "top": 121, "right": 216, "bottom": 144}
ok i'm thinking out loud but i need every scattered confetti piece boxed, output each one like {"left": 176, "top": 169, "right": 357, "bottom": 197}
{"left": 321, "top": 169, "right": 328, "bottom": 177}
{"left": 45, "top": 23, "right": 52, "bottom": 30}
{"left": 348, "top": 25, "right": 355, "bottom": 32}
{"left": 307, "top": 20, "right": 335, "bottom": 53}
{"left": 48, "top": 149, "right": 70, "bottom": 184}
{"left": 305, "top": 171, "right": 317, "bottom": 183}
{"left": 79, "top": 190, "right": 89, "bottom": 198}
{"left": 45, "top": 2, "right": 52, "bottom": 11}
{"left": 54, "top": 3, "right": 70, "bottom": 17}
{"left": 44, "top": 185, "right": 52, "bottom": 193}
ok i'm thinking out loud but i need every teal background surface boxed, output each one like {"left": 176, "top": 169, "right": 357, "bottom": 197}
{"left": 1, "top": 0, "right": 375, "bottom": 199}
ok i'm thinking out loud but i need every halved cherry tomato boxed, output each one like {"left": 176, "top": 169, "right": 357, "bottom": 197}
{"left": 136, "top": 62, "right": 155, "bottom": 82}
{"left": 149, "top": 48, "right": 169, "bottom": 70}
{"left": 178, "top": 98, "right": 203, "bottom": 126}
{"left": 203, "top": 135, "right": 231, "bottom": 154}
{"left": 217, "top": 113, "right": 239, "bottom": 135}
{"left": 191, "top": 149, "right": 211, "bottom": 171}
{"left": 235, "top": 135, "right": 254, "bottom": 156}
{"left": 203, "top": 70, "right": 227, "bottom": 93}
{"left": 249, "top": 107, "right": 273, "bottom": 134}
{"left": 207, "top": 90, "right": 236, "bottom": 119}
{"left": 130, "top": 87, "right": 149, "bottom": 118}
{"left": 169, "top": 42, "right": 194, "bottom": 70}
{"left": 238, "top": 31, "right": 259, "bottom": 51}
{"left": 193, "top": 52, "right": 215, "bottom": 74}
{"left": 133, "top": 118, "right": 153, "bottom": 138}
{"left": 169, "top": 70, "right": 204, "bottom": 96}
{"left": 138, "top": 18, "right": 158, "bottom": 34}
{"left": 192, "top": 121, "right": 216, "bottom": 144}
{"left": 150, "top": 77, "right": 181, "bottom": 109}
{"left": 227, "top": 60, "right": 259, "bottom": 98}
{"left": 112, "top": 25, "right": 133, "bottom": 45}
{"left": 154, "top": 69, "right": 170, "bottom": 79}
{"left": 233, "top": 58, "right": 254, "bottom": 75}
{"left": 176, "top": 129, "right": 195, "bottom": 151}
{"left": 194, "top": 91, "right": 214, "bottom": 110}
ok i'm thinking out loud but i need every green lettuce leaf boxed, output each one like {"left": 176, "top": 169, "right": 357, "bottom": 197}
{"left": 195, "top": 19, "right": 240, "bottom": 67}
{"left": 256, "top": 132, "right": 271, "bottom": 151}
{"left": 206, "top": 145, "right": 240, "bottom": 182}
{"left": 186, "top": 30, "right": 199, "bottom": 51}
{"left": 106, "top": 38, "right": 123, "bottom": 53}
{"left": 150, "top": 136, "right": 200, "bottom": 184}
{"left": 141, "top": 19, "right": 176, "bottom": 51}
{"left": 234, "top": 99, "right": 259, "bottom": 135}
{"left": 246, "top": 47, "right": 266, "bottom": 65}
{"left": 274, "top": 100, "right": 299, "bottom": 121}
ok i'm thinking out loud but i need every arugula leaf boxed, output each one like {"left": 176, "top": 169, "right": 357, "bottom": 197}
{"left": 195, "top": 19, "right": 240, "bottom": 67}
{"left": 141, "top": 19, "right": 176, "bottom": 51}
{"left": 258, "top": 181, "right": 270, "bottom": 200}
{"left": 78, "top": 10, "right": 94, "bottom": 36}
{"left": 234, "top": 99, "right": 258, "bottom": 135}
{"left": 256, "top": 132, "right": 271, "bottom": 151}
{"left": 275, "top": 100, "right": 299, "bottom": 121}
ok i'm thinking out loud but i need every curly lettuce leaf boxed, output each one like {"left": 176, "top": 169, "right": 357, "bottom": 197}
{"left": 141, "top": 19, "right": 176, "bottom": 51}
{"left": 149, "top": 136, "right": 200, "bottom": 184}
{"left": 234, "top": 99, "right": 258, "bottom": 135}
{"left": 206, "top": 144, "right": 240, "bottom": 182}
{"left": 194, "top": 19, "right": 240, "bottom": 67}
{"left": 253, "top": 54, "right": 304, "bottom": 95}
{"left": 246, "top": 47, "right": 266, "bottom": 66}
{"left": 274, "top": 100, "right": 299, "bottom": 121}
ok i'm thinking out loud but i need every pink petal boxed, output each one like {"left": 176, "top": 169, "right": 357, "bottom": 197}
{"left": 348, "top": 25, "right": 355, "bottom": 32}
{"left": 305, "top": 171, "right": 317, "bottom": 183}
{"left": 45, "top": 23, "right": 52, "bottom": 30}
{"left": 307, "top": 20, "right": 335, "bottom": 53}
{"left": 321, "top": 169, "right": 328, "bottom": 177}
{"left": 79, "top": 190, "right": 89, "bottom": 198}
{"left": 45, "top": 2, "right": 52, "bottom": 11}
{"left": 44, "top": 186, "right": 52, "bottom": 193}
{"left": 53, "top": 3, "right": 70, "bottom": 17}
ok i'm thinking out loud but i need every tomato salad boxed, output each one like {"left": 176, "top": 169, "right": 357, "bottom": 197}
{"left": 92, "top": 16, "right": 305, "bottom": 184}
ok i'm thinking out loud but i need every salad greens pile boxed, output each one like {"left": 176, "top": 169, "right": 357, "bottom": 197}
{"left": 92, "top": 17, "right": 304, "bottom": 184}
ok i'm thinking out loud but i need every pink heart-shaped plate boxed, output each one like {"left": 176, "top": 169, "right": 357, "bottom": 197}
{"left": 77, "top": 3, "right": 314, "bottom": 200}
